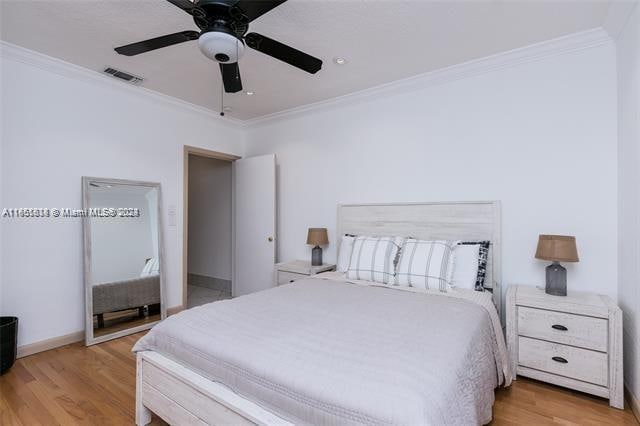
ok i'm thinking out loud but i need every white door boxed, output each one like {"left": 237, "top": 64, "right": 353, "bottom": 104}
{"left": 234, "top": 154, "right": 276, "bottom": 296}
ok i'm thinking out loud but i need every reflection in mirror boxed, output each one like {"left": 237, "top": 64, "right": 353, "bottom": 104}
{"left": 83, "top": 178, "right": 164, "bottom": 345}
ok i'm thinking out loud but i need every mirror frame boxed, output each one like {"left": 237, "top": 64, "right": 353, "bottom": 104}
{"left": 82, "top": 176, "right": 166, "bottom": 346}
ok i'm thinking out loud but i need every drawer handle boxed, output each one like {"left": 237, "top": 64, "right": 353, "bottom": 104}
{"left": 551, "top": 324, "right": 568, "bottom": 331}
{"left": 552, "top": 356, "right": 568, "bottom": 364}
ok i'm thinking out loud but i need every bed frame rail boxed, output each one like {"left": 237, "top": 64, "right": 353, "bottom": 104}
{"left": 136, "top": 351, "right": 292, "bottom": 426}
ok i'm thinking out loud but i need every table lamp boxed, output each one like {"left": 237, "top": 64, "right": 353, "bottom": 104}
{"left": 535, "top": 235, "right": 579, "bottom": 296}
{"left": 307, "top": 228, "right": 328, "bottom": 266}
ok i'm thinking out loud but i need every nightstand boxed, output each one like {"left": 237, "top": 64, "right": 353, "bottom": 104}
{"left": 506, "top": 285, "right": 623, "bottom": 409}
{"left": 275, "top": 260, "right": 336, "bottom": 286}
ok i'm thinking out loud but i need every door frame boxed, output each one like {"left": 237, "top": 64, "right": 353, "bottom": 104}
{"left": 182, "top": 145, "right": 241, "bottom": 311}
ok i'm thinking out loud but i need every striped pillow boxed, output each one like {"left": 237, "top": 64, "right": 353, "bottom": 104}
{"left": 394, "top": 239, "right": 457, "bottom": 291}
{"left": 346, "top": 236, "right": 402, "bottom": 284}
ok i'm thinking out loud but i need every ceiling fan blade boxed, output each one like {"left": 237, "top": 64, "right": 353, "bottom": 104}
{"left": 245, "top": 33, "right": 322, "bottom": 74}
{"left": 115, "top": 31, "right": 199, "bottom": 56}
{"left": 232, "top": 0, "right": 287, "bottom": 22}
{"left": 220, "top": 62, "right": 243, "bottom": 93}
{"left": 166, "top": 0, "right": 196, "bottom": 14}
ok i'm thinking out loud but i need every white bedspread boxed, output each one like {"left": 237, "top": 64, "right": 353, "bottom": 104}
{"left": 134, "top": 275, "right": 511, "bottom": 425}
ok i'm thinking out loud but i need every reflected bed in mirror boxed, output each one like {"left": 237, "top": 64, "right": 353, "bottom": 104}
{"left": 82, "top": 177, "right": 165, "bottom": 346}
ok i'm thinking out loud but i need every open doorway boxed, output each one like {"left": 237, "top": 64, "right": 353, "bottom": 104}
{"left": 184, "top": 147, "right": 238, "bottom": 309}
{"left": 182, "top": 148, "right": 276, "bottom": 309}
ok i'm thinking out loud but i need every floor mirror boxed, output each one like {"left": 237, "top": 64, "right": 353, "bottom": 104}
{"left": 82, "top": 177, "right": 165, "bottom": 346}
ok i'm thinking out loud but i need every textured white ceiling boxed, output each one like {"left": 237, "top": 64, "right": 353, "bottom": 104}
{"left": 1, "top": 0, "right": 613, "bottom": 121}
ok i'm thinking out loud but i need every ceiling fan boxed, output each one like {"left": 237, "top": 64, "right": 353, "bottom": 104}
{"left": 114, "top": 0, "right": 322, "bottom": 95}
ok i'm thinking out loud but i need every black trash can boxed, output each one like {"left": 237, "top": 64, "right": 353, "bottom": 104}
{"left": 0, "top": 316, "right": 18, "bottom": 375}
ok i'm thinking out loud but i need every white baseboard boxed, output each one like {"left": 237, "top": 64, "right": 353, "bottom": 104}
{"left": 17, "top": 330, "right": 84, "bottom": 358}
{"left": 626, "top": 385, "right": 640, "bottom": 422}
{"left": 16, "top": 305, "right": 182, "bottom": 358}
{"left": 167, "top": 305, "right": 184, "bottom": 316}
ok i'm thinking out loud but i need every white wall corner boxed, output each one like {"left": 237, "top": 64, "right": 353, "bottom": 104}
{"left": 0, "top": 41, "right": 245, "bottom": 130}
{"left": 627, "top": 383, "right": 640, "bottom": 422}
{"left": 244, "top": 28, "right": 613, "bottom": 129}
{"left": 603, "top": 0, "right": 640, "bottom": 40}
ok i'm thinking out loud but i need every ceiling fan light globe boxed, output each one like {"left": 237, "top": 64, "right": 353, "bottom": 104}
{"left": 198, "top": 31, "right": 245, "bottom": 63}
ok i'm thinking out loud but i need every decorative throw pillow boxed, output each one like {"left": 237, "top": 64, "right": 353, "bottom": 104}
{"left": 346, "top": 236, "right": 402, "bottom": 284}
{"left": 337, "top": 234, "right": 356, "bottom": 272}
{"left": 458, "top": 241, "right": 490, "bottom": 291}
{"left": 140, "top": 258, "right": 160, "bottom": 277}
{"left": 394, "top": 239, "right": 458, "bottom": 291}
{"left": 451, "top": 244, "right": 480, "bottom": 290}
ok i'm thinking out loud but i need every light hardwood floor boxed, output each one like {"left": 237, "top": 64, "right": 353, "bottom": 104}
{"left": 1, "top": 332, "right": 638, "bottom": 425}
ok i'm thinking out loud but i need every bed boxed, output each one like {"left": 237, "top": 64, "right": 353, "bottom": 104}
{"left": 92, "top": 259, "right": 161, "bottom": 327}
{"left": 134, "top": 201, "right": 510, "bottom": 425}
{"left": 93, "top": 275, "right": 160, "bottom": 325}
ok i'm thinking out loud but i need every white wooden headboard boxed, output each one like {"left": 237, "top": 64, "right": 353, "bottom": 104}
{"left": 337, "top": 201, "right": 502, "bottom": 316}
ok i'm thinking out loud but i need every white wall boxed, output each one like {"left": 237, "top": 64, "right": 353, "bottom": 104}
{"left": 90, "top": 189, "right": 156, "bottom": 284}
{"left": 616, "top": 1, "right": 640, "bottom": 404}
{"left": 245, "top": 43, "right": 619, "bottom": 304}
{"left": 187, "top": 156, "right": 232, "bottom": 281}
{"left": 0, "top": 48, "right": 244, "bottom": 346}
{"left": 0, "top": 36, "right": 623, "bottom": 355}
{"left": 0, "top": 54, "right": 4, "bottom": 321}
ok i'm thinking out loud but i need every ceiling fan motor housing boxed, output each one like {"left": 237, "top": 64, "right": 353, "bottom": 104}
{"left": 198, "top": 31, "right": 245, "bottom": 63}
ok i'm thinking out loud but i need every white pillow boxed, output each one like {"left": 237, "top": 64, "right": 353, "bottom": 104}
{"left": 394, "top": 239, "right": 457, "bottom": 291}
{"left": 140, "top": 258, "right": 160, "bottom": 277}
{"left": 346, "top": 236, "right": 402, "bottom": 284}
{"left": 337, "top": 235, "right": 356, "bottom": 272}
{"left": 451, "top": 244, "right": 480, "bottom": 290}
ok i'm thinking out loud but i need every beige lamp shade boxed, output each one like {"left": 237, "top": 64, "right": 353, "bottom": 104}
{"left": 307, "top": 228, "right": 329, "bottom": 246}
{"left": 535, "top": 235, "right": 579, "bottom": 262}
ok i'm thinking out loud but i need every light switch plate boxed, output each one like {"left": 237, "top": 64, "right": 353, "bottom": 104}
{"left": 167, "top": 204, "right": 176, "bottom": 227}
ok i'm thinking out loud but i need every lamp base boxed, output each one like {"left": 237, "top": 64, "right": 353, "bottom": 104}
{"left": 545, "top": 261, "right": 567, "bottom": 296}
{"left": 311, "top": 246, "right": 323, "bottom": 266}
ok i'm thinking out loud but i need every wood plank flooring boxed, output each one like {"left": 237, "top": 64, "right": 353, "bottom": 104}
{"left": 1, "top": 332, "right": 638, "bottom": 425}
{"left": 93, "top": 312, "right": 161, "bottom": 338}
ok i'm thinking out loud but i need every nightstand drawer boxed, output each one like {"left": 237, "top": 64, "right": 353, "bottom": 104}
{"left": 518, "top": 306, "right": 607, "bottom": 352}
{"left": 518, "top": 336, "right": 608, "bottom": 386}
{"left": 277, "top": 271, "right": 307, "bottom": 285}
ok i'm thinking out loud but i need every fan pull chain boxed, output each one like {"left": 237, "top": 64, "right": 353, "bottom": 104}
{"left": 220, "top": 79, "right": 224, "bottom": 117}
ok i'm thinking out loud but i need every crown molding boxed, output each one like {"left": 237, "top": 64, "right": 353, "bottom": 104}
{"left": 1, "top": 27, "right": 614, "bottom": 130}
{"left": 0, "top": 41, "right": 245, "bottom": 129}
{"left": 244, "top": 28, "right": 613, "bottom": 128}
{"left": 603, "top": 0, "right": 638, "bottom": 40}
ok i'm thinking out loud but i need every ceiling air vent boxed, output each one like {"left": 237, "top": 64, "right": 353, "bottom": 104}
{"left": 103, "top": 67, "right": 144, "bottom": 85}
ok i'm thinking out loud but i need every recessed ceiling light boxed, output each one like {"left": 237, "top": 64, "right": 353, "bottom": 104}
{"left": 223, "top": 106, "right": 232, "bottom": 112}
{"left": 333, "top": 57, "right": 347, "bottom": 65}
{"left": 246, "top": 91, "right": 254, "bottom": 96}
